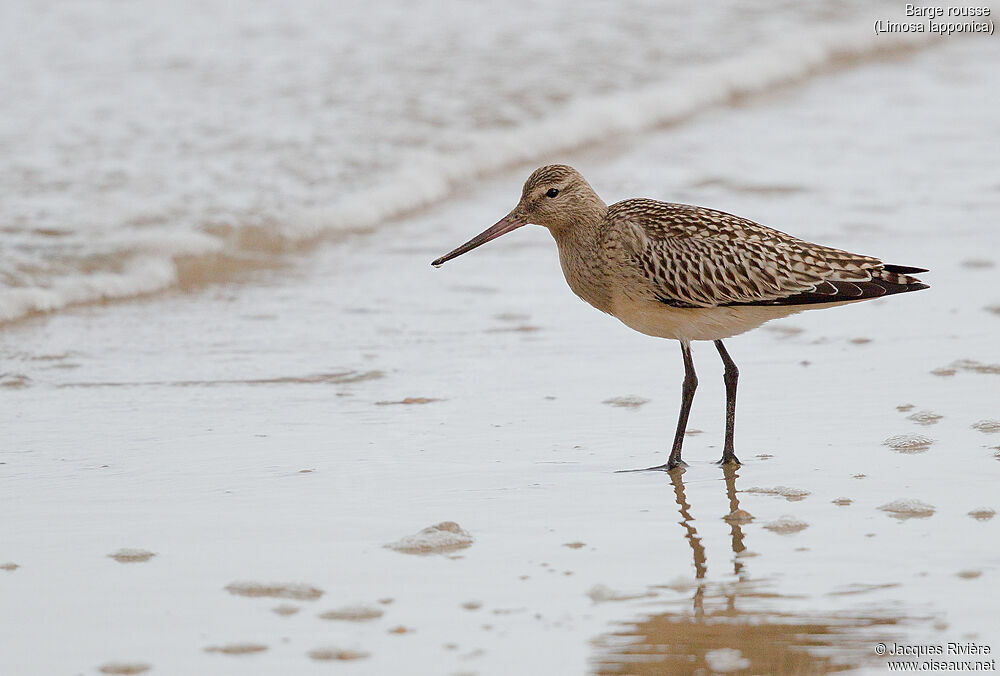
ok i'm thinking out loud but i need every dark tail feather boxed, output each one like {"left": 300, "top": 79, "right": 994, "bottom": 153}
{"left": 875, "top": 264, "right": 929, "bottom": 292}
{"left": 883, "top": 264, "right": 929, "bottom": 274}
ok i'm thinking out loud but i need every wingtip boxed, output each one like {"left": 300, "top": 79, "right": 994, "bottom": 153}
{"left": 883, "top": 264, "right": 930, "bottom": 274}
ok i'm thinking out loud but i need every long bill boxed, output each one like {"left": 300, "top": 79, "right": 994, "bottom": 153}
{"left": 431, "top": 211, "right": 527, "bottom": 267}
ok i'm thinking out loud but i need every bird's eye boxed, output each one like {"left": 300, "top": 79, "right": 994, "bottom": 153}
{"left": 546, "top": 188, "right": 559, "bottom": 198}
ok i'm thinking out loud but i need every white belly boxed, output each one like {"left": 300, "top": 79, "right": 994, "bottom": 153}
{"left": 611, "top": 296, "right": 857, "bottom": 342}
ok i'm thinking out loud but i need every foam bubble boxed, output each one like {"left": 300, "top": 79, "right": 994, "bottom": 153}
{"left": 883, "top": 434, "right": 934, "bottom": 453}
{"left": 318, "top": 606, "right": 384, "bottom": 622}
{"left": 763, "top": 516, "right": 810, "bottom": 534}
{"left": 224, "top": 581, "right": 324, "bottom": 600}
{"left": 385, "top": 521, "right": 474, "bottom": 555}
{"left": 107, "top": 549, "right": 155, "bottom": 563}
{"left": 879, "top": 499, "right": 936, "bottom": 519}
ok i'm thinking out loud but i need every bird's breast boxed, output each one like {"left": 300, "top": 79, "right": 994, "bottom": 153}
{"left": 554, "top": 236, "right": 615, "bottom": 315}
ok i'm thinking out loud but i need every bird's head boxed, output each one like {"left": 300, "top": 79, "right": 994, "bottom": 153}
{"left": 431, "top": 164, "right": 604, "bottom": 267}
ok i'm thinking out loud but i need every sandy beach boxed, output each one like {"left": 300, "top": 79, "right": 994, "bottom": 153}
{"left": 2, "top": 6, "right": 999, "bottom": 676}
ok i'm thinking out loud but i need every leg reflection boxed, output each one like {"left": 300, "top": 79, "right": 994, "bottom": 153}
{"left": 669, "top": 465, "right": 750, "bottom": 585}
{"left": 722, "top": 462, "right": 752, "bottom": 579}
{"left": 669, "top": 463, "right": 754, "bottom": 619}
{"left": 669, "top": 468, "right": 707, "bottom": 581}
{"left": 669, "top": 468, "right": 707, "bottom": 621}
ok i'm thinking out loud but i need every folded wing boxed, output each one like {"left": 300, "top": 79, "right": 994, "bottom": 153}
{"left": 611, "top": 199, "right": 928, "bottom": 309}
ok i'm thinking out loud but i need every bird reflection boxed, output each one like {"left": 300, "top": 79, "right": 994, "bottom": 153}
{"left": 594, "top": 466, "right": 892, "bottom": 675}
{"left": 669, "top": 463, "right": 748, "bottom": 623}
{"left": 669, "top": 467, "right": 708, "bottom": 580}
{"left": 721, "top": 463, "right": 750, "bottom": 577}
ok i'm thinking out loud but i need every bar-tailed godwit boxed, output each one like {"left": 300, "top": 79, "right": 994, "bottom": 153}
{"left": 432, "top": 165, "right": 928, "bottom": 470}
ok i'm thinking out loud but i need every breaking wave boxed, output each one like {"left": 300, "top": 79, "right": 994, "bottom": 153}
{"left": 0, "top": 4, "right": 931, "bottom": 325}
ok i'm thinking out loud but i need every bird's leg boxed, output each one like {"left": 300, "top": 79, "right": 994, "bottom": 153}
{"left": 714, "top": 339, "right": 741, "bottom": 466}
{"left": 666, "top": 341, "right": 697, "bottom": 469}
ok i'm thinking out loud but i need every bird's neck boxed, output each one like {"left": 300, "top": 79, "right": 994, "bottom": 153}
{"left": 548, "top": 199, "right": 607, "bottom": 242}
{"left": 549, "top": 206, "right": 614, "bottom": 314}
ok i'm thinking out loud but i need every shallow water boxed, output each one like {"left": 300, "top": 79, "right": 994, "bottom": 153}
{"left": 2, "top": 27, "right": 999, "bottom": 676}
{"left": 1, "top": 0, "right": 912, "bottom": 323}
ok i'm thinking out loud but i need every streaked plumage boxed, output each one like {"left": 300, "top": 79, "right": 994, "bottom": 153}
{"left": 613, "top": 199, "right": 924, "bottom": 306}
{"left": 432, "top": 165, "right": 929, "bottom": 469}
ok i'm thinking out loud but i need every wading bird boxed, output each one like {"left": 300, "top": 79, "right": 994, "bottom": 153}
{"left": 431, "top": 165, "right": 928, "bottom": 469}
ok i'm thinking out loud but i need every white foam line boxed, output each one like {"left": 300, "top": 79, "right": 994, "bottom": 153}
{"left": 0, "top": 18, "right": 935, "bottom": 325}
{"left": 0, "top": 230, "right": 222, "bottom": 323}
{"left": 0, "top": 256, "right": 177, "bottom": 322}
{"left": 291, "top": 18, "right": 935, "bottom": 240}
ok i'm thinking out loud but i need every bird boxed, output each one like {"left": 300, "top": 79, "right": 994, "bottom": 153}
{"left": 431, "top": 165, "right": 928, "bottom": 470}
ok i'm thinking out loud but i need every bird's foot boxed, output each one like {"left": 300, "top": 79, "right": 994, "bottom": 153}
{"left": 715, "top": 454, "right": 741, "bottom": 467}
{"left": 615, "top": 458, "right": 687, "bottom": 473}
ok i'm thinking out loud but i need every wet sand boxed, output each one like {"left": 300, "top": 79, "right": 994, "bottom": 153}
{"left": 2, "top": 37, "right": 999, "bottom": 675}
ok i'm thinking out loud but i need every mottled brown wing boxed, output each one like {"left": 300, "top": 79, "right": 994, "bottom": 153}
{"left": 610, "top": 199, "right": 898, "bottom": 308}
